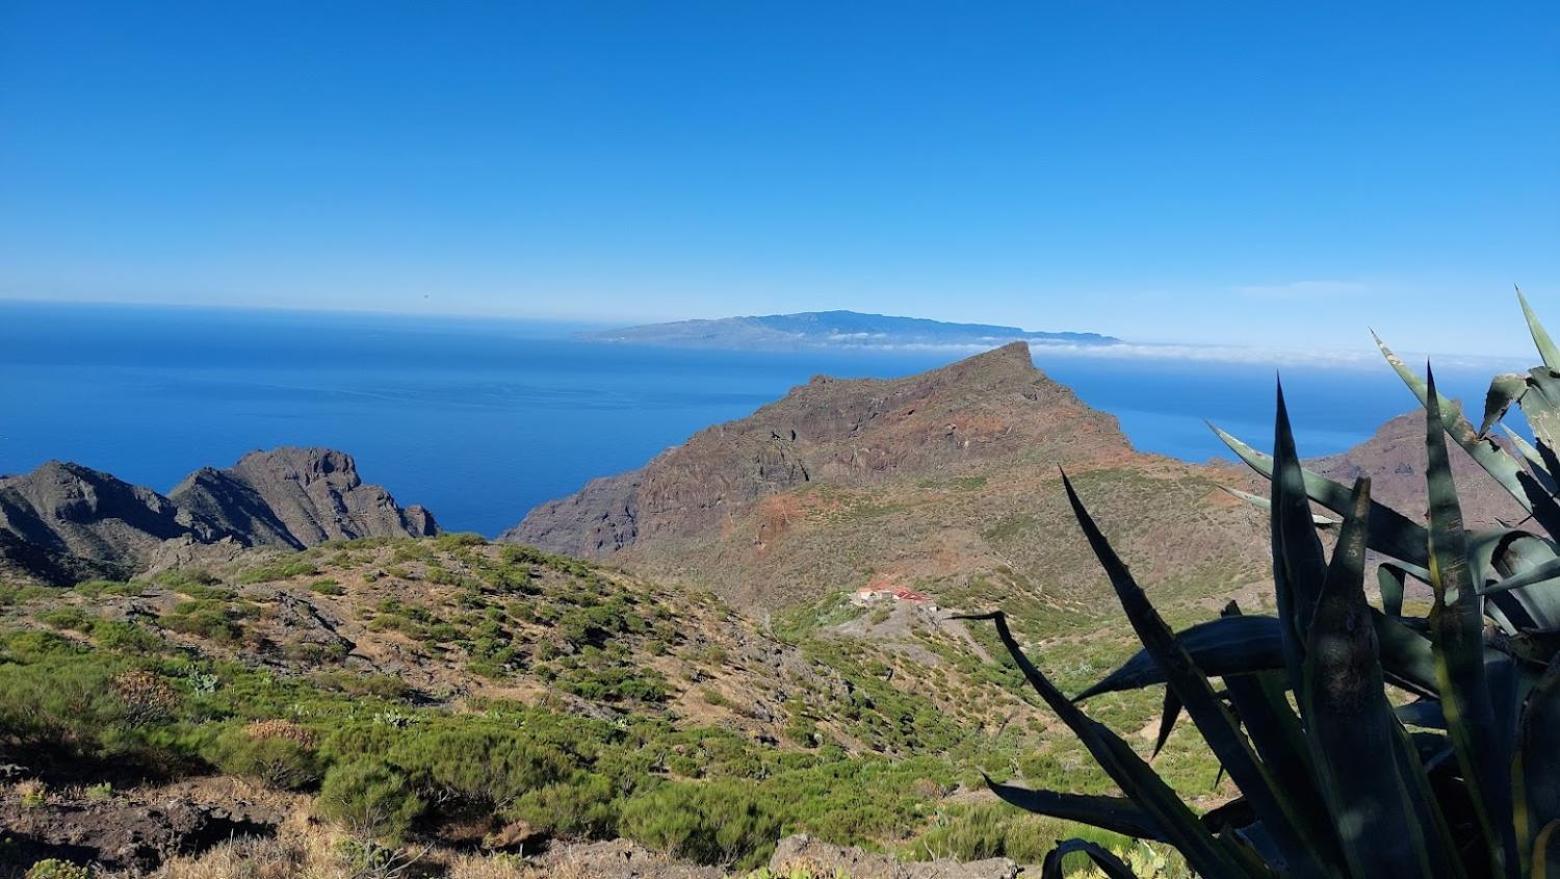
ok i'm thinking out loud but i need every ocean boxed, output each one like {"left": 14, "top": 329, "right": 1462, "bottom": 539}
{"left": 0, "top": 301, "right": 1515, "bottom": 536}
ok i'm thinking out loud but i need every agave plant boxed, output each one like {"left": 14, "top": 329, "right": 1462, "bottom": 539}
{"left": 963, "top": 291, "right": 1560, "bottom": 878}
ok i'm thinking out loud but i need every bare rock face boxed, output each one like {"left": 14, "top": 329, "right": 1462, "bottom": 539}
{"left": 506, "top": 470, "right": 642, "bottom": 559}
{"left": 171, "top": 447, "right": 438, "bottom": 549}
{"left": 0, "top": 461, "right": 211, "bottom": 582}
{"left": 0, "top": 449, "right": 436, "bottom": 585}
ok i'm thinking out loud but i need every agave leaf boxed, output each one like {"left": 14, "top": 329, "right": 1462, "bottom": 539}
{"left": 1041, "top": 839, "right": 1141, "bottom": 879}
{"left": 1477, "top": 532, "right": 1560, "bottom": 634}
{"left": 1425, "top": 366, "right": 1519, "bottom": 877}
{"left": 1375, "top": 610, "right": 1445, "bottom": 699}
{"left": 1210, "top": 422, "right": 1431, "bottom": 568}
{"left": 1222, "top": 485, "right": 1341, "bottom": 526}
{"left": 1517, "top": 472, "right": 1560, "bottom": 542}
{"left": 1063, "top": 472, "right": 1338, "bottom": 879}
{"left": 1395, "top": 700, "right": 1446, "bottom": 730}
{"left": 1521, "top": 369, "right": 1560, "bottom": 464}
{"left": 1483, "top": 373, "right": 1531, "bottom": 438}
{"left": 1479, "top": 556, "right": 1560, "bottom": 597}
{"left": 1375, "top": 332, "right": 1534, "bottom": 513}
{"left": 1216, "top": 603, "right": 1321, "bottom": 800}
{"left": 1501, "top": 427, "right": 1560, "bottom": 495}
{"left": 1151, "top": 688, "right": 1182, "bottom": 759}
{"left": 1515, "top": 658, "right": 1560, "bottom": 871}
{"left": 1079, "top": 611, "right": 1443, "bottom": 701}
{"left": 956, "top": 610, "right": 1258, "bottom": 879}
{"left": 985, "top": 779, "right": 1164, "bottom": 841}
{"left": 1379, "top": 564, "right": 1409, "bottom": 617}
{"left": 1221, "top": 665, "right": 1326, "bottom": 823}
{"left": 1520, "top": 286, "right": 1560, "bottom": 373}
{"left": 1301, "top": 476, "right": 1436, "bottom": 877}
{"left": 1534, "top": 819, "right": 1560, "bottom": 879}
{"left": 1394, "top": 723, "right": 1472, "bottom": 879}
{"left": 1270, "top": 383, "right": 1331, "bottom": 658}
{"left": 1074, "top": 616, "right": 1285, "bottom": 701}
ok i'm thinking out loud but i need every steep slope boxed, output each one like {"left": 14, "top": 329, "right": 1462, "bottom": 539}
{"left": 1306, "top": 410, "right": 1526, "bottom": 531}
{"left": 170, "top": 447, "right": 438, "bottom": 548}
{"left": 507, "top": 342, "right": 1270, "bottom": 610}
{"left": 0, "top": 449, "right": 436, "bottom": 586}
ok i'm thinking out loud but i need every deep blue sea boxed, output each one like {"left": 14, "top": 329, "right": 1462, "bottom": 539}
{"left": 0, "top": 302, "right": 1517, "bottom": 536}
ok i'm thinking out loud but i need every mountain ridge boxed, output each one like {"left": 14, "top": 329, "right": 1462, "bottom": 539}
{"left": 0, "top": 447, "right": 437, "bottom": 585}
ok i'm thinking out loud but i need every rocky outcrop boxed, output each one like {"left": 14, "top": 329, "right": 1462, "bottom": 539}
{"left": 171, "top": 447, "right": 437, "bottom": 548}
{"left": 0, "top": 448, "right": 436, "bottom": 586}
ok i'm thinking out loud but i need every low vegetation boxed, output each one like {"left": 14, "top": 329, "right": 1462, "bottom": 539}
{"left": 0, "top": 529, "right": 1221, "bottom": 875}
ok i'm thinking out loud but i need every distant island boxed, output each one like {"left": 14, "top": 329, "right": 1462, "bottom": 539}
{"left": 581, "top": 309, "right": 1121, "bottom": 351}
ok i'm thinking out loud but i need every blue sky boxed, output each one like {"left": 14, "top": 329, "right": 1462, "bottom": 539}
{"left": 2, "top": 2, "right": 1557, "bottom": 355}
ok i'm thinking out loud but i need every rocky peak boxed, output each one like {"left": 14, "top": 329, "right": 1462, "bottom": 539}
{"left": 504, "top": 341, "right": 1132, "bottom": 560}
{"left": 2, "top": 448, "right": 438, "bottom": 585}
{"left": 172, "top": 446, "right": 437, "bottom": 549}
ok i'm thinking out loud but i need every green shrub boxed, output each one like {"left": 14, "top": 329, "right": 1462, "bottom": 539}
{"left": 24, "top": 860, "right": 91, "bottom": 879}
{"left": 0, "top": 656, "right": 130, "bottom": 757}
{"left": 387, "top": 722, "right": 577, "bottom": 812}
{"left": 37, "top": 607, "right": 91, "bottom": 631}
{"left": 236, "top": 558, "right": 319, "bottom": 584}
{"left": 509, "top": 772, "right": 619, "bottom": 838}
{"left": 160, "top": 599, "right": 243, "bottom": 643}
{"left": 90, "top": 620, "right": 165, "bottom": 652}
{"left": 204, "top": 721, "right": 323, "bottom": 790}
{"left": 317, "top": 760, "right": 423, "bottom": 843}
{"left": 619, "top": 780, "right": 782, "bottom": 868}
{"left": 309, "top": 579, "right": 345, "bottom": 596}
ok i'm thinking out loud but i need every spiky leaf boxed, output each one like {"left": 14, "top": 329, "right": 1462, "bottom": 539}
{"left": 986, "top": 780, "right": 1163, "bottom": 841}
{"left": 1302, "top": 477, "right": 1436, "bottom": 877}
{"left": 1211, "top": 422, "right": 1431, "bottom": 568}
{"left": 1483, "top": 373, "right": 1530, "bottom": 438}
{"left": 956, "top": 611, "right": 1257, "bottom": 879}
{"left": 1063, "top": 471, "right": 1336, "bottom": 878}
{"left": 1425, "top": 366, "right": 1518, "bottom": 876}
{"left": 1376, "top": 332, "right": 1532, "bottom": 513}
{"left": 1520, "top": 287, "right": 1560, "bottom": 373}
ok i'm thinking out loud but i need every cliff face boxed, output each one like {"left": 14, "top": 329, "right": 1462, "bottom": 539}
{"left": 0, "top": 448, "right": 436, "bottom": 585}
{"left": 171, "top": 448, "right": 438, "bottom": 549}
{"left": 506, "top": 342, "right": 1271, "bottom": 609}
{"left": 1306, "top": 411, "right": 1526, "bottom": 531}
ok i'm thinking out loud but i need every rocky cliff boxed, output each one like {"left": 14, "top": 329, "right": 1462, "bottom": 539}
{"left": 506, "top": 342, "right": 1272, "bottom": 609}
{"left": 0, "top": 447, "right": 436, "bottom": 585}
{"left": 171, "top": 447, "right": 437, "bottom": 548}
